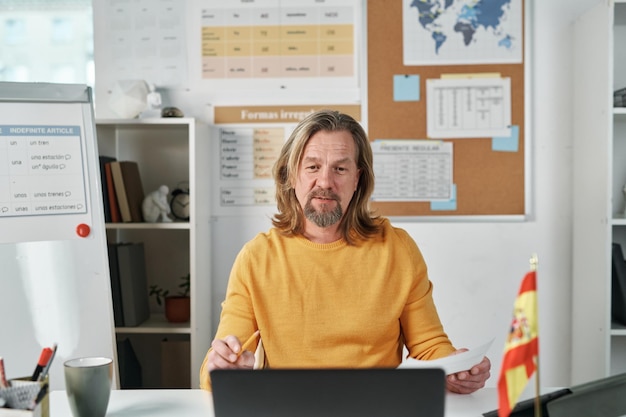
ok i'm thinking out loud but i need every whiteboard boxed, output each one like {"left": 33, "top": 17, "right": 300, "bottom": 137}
{"left": 0, "top": 82, "right": 117, "bottom": 390}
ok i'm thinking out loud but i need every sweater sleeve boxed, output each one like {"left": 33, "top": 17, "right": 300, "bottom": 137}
{"left": 395, "top": 229, "right": 456, "bottom": 360}
{"left": 199, "top": 244, "right": 260, "bottom": 391}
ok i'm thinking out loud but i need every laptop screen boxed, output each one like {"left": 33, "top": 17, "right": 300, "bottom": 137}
{"left": 211, "top": 368, "right": 446, "bottom": 417}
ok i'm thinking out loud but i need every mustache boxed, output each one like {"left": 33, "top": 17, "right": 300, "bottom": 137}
{"left": 308, "top": 189, "right": 340, "bottom": 201}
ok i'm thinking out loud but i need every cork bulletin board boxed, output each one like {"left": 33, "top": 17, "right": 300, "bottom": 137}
{"left": 367, "top": 0, "right": 527, "bottom": 217}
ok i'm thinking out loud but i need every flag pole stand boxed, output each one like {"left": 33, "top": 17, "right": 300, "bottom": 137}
{"left": 530, "top": 254, "right": 541, "bottom": 417}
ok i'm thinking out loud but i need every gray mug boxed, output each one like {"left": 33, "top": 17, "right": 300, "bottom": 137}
{"left": 64, "top": 357, "right": 112, "bottom": 417}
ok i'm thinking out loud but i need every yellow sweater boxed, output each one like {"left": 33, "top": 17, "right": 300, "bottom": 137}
{"left": 200, "top": 218, "right": 455, "bottom": 390}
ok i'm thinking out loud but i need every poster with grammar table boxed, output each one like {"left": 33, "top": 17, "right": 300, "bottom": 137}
{"left": 0, "top": 124, "right": 88, "bottom": 218}
{"left": 0, "top": 101, "right": 94, "bottom": 243}
{"left": 200, "top": 0, "right": 357, "bottom": 82}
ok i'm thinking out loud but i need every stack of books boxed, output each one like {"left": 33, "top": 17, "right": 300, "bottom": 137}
{"left": 98, "top": 157, "right": 146, "bottom": 223}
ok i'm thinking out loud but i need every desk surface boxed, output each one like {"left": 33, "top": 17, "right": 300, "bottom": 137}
{"left": 49, "top": 388, "right": 501, "bottom": 417}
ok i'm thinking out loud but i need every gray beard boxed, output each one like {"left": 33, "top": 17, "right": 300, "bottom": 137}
{"left": 304, "top": 200, "right": 342, "bottom": 228}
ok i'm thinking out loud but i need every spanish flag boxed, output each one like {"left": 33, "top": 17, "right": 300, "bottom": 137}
{"left": 497, "top": 270, "right": 539, "bottom": 417}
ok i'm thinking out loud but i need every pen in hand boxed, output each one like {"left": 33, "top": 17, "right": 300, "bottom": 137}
{"left": 238, "top": 330, "right": 261, "bottom": 357}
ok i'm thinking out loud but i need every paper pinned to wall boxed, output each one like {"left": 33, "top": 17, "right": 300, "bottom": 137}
{"left": 102, "top": 0, "right": 188, "bottom": 88}
{"left": 371, "top": 139, "right": 453, "bottom": 202}
{"left": 426, "top": 77, "right": 511, "bottom": 139}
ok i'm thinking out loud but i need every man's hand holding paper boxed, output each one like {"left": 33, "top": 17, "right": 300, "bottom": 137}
{"left": 398, "top": 339, "right": 493, "bottom": 394}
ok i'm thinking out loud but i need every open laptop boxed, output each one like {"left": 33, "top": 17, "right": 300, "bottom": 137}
{"left": 211, "top": 368, "right": 446, "bottom": 417}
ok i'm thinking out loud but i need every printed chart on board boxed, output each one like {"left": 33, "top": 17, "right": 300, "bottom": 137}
{"left": 218, "top": 126, "right": 284, "bottom": 207}
{"left": 200, "top": 0, "right": 357, "bottom": 79}
{"left": 0, "top": 124, "right": 88, "bottom": 219}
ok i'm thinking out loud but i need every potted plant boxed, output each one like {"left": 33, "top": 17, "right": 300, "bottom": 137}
{"left": 149, "top": 273, "right": 190, "bottom": 323}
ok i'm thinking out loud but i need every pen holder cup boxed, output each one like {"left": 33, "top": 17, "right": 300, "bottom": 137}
{"left": 0, "top": 376, "right": 49, "bottom": 417}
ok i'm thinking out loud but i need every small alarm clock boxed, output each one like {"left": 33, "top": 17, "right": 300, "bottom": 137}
{"left": 170, "top": 186, "right": 190, "bottom": 221}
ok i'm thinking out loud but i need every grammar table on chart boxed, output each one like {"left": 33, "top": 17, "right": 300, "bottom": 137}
{"left": 0, "top": 124, "right": 87, "bottom": 218}
{"left": 201, "top": 0, "right": 355, "bottom": 78}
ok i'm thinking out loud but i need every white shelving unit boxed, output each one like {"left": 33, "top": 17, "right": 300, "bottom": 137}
{"left": 572, "top": 0, "right": 626, "bottom": 384}
{"left": 95, "top": 117, "right": 211, "bottom": 388}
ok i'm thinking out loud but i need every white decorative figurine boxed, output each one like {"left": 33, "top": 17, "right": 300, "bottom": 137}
{"left": 140, "top": 83, "right": 163, "bottom": 118}
{"left": 142, "top": 185, "right": 172, "bottom": 223}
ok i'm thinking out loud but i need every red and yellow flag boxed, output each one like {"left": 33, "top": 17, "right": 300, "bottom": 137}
{"left": 497, "top": 270, "right": 539, "bottom": 417}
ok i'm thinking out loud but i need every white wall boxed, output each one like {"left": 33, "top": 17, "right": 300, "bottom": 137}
{"left": 93, "top": 0, "right": 602, "bottom": 388}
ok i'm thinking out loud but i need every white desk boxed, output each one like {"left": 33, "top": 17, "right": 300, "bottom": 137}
{"left": 50, "top": 390, "right": 213, "bottom": 417}
{"left": 49, "top": 388, "right": 501, "bottom": 417}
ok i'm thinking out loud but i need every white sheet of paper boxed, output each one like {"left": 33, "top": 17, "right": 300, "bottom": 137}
{"left": 398, "top": 338, "right": 494, "bottom": 375}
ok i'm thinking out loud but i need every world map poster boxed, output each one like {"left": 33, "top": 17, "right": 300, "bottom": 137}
{"left": 402, "top": 0, "right": 523, "bottom": 65}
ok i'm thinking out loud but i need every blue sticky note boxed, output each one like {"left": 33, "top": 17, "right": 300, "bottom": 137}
{"left": 430, "top": 184, "right": 457, "bottom": 211}
{"left": 393, "top": 75, "right": 420, "bottom": 101}
{"left": 492, "top": 125, "right": 519, "bottom": 152}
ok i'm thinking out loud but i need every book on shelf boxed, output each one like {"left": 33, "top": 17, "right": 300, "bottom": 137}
{"left": 117, "top": 337, "right": 143, "bottom": 389}
{"left": 114, "top": 242, "right": 150, "bottom": 327}
{"left": 98, "top": 156, "right": 116, "bottom": 222}
{"left": 611, "top": 243, "right": 626, "bottom": 326}
{"left": 110, "top": 161, "right": 146, "bottom": 223}
{"left": 104, "top": 162, "right": 122, "bottom": 223}
{"left": 107, "top": 242, "right": 125, "bottom": 327}
{"left": 104, "top": 160, "right": 122, "bottom": 223}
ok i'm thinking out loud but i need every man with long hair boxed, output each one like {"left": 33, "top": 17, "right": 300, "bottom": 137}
{"left": 200, "top": 110, "right": 490, "bottom": 394}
